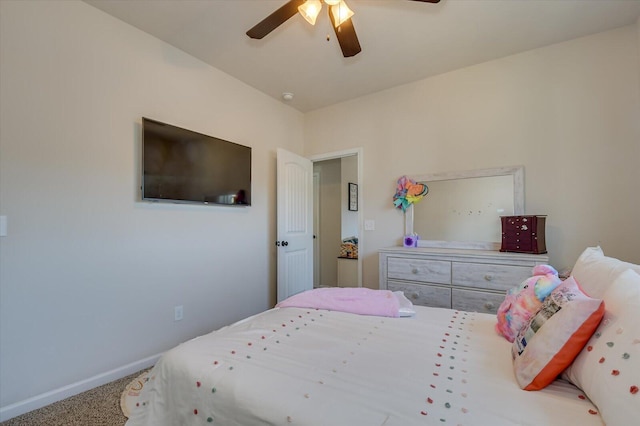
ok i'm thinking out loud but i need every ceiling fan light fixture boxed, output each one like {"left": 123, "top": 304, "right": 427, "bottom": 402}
{"left": 298, "top": 0, "right": 322, "bottom": 26}
{"left": 330, "top": 0, "right": 354, "bottom": 28}
{"left": 248, "top": 0, "right": 438, "bottom": 58}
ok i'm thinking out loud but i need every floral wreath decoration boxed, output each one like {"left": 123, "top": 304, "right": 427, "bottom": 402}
{"left": 393, "top": 175, "right": 429, "bottom": 212}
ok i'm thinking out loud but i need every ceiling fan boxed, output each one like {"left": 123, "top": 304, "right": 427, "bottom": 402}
{"left": 247, "top": 0, "right": 441, "bottom": 58}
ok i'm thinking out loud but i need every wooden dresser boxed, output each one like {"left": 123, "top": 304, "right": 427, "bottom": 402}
{"left": 379, "top": 247, "right": 549, "bottom": 314}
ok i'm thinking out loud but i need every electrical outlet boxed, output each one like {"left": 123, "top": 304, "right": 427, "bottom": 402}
{"left": 364, "top": 220, "right": 375, "bottom": 231}
{"left": 174, "top": 305, "right": 183, "bottom": 321}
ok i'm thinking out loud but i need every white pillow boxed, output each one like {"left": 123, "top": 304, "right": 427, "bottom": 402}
{"left": 562, "top": 269, "right": 640, "bottom": 426}
{"left": 571, "top": 246, "right": 640, "bottom": 299}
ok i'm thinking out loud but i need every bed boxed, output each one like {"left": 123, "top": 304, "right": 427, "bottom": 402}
{"left": 125, "top": 247, "right": 640, "bottom": 426}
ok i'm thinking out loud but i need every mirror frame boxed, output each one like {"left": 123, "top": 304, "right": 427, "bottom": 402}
{"left": 405, "top": 166, "right": 524, "bottom": 251}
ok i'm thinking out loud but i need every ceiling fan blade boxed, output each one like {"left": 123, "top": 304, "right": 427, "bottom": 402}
{"left": 328, "top": 12, "right": 361, "bottom": 57}
{"left": 246, "top": 0, "right": 306, "bottom": 39}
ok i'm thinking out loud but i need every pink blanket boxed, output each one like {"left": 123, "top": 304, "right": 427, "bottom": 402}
{"left": 276, "top": 287, "right": 400, "bottom": 317}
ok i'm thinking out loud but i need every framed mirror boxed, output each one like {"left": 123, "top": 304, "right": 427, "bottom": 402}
{"left": 405, "top": 166, "right": 524, "bottom": 250}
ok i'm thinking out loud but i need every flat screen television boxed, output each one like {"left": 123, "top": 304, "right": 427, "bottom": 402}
{"left": 142, "top": 117, "right": 251, "bottom": 206}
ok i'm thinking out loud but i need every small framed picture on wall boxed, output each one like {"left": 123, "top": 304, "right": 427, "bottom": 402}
{"left": 348, "top": 183, "right": 358, "bottom": 211}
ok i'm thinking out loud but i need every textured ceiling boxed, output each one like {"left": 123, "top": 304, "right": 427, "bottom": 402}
{"left": 85, "top": 0, "right": 640, "bottom": 112}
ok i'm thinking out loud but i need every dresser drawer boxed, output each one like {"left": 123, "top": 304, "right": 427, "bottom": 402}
{"left": 387, "top": 257, "right": 451, "bottom": 285}
{"left": 452, "top": 262, "right": 530, "bottom": 292}
{"left": 452, "top": 288, "right": 505, "bottom": 314}
{"left": 388, "top": 281, "right": 451, "bottom": 308}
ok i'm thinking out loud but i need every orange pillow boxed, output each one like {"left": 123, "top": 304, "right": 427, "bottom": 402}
{"left": 512, "top": 276, "right": 604, "bottom": 390}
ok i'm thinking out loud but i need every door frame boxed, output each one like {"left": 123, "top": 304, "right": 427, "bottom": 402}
{"left": 308, "top": 148, "right": 363, "bottom": 288}
{"left": 313, "top": 171, "right": 320, "bottom": 287}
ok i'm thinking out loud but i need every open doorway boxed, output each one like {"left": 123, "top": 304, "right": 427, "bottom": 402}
{"left": 309, "top": 148, "right": 363, "bottom": 288}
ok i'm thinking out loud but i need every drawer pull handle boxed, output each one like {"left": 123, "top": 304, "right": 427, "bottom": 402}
{"left": 412, "top": 268, "right": 419, "bottom": 274}
{"left": 484, "top": 275, "right": 493, "bottom": 281}
{"left": 410, "top": 293, "right": 419, "bottom": 300}
{"left": 484, "top": 303, "right": 495, "bottom": 310}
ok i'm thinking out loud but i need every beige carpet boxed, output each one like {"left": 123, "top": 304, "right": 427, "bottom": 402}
{"left": 0, "top": 370, "right": 147, "bottom": 426}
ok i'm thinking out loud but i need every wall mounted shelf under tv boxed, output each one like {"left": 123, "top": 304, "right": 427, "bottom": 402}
{"left": 142, "top": 117, "right": 251, "bottom": 206}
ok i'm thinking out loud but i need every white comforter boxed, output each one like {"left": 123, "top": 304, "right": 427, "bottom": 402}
{"left": 125, "top": 306, "right": 603, "bottom": 425}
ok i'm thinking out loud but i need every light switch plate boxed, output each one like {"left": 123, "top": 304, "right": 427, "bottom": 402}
{"left": 0, "top": 216, "right": 6, "bottom": 237}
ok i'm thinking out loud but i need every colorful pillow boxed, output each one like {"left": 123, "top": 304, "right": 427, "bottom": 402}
{"left": 512, "top": 276, "right": 604, "bottom": 391}
{"left": 571, "top": 246, "right": 640, "bottom": 300}
{"left": 562, "top": 269, "right": 640, "bottom": 425}
{"left": 495, "top": 264, "right": 561, "bottom": 342}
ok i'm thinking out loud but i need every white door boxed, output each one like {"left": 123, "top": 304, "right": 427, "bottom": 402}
{"left": 276, "top": 148, "right": 314, "bottom": 302}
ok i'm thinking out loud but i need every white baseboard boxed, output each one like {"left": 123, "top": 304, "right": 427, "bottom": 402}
{"left": 0, "top": 353, "right": 162, "bottom": 422}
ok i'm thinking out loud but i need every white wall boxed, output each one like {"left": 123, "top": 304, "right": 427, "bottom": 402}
{"left": 313, "top": 159, "right": 341, "bottom": 287}
{"left": 305, "top": 24, "right": 640, "bottom": 289}
{"left": 0, "top": 0, "right": 303, "bottom": 415}
{"left": 341, "top": 155, "right": 359, "bottom": 239}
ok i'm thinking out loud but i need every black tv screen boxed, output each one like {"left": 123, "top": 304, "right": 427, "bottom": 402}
{"left": 142, "top": 118, "right": 251, "bottom": 206}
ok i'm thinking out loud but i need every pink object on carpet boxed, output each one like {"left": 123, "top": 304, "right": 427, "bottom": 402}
{"left": 276, "top": 287, "right": 400, "bottom": 317}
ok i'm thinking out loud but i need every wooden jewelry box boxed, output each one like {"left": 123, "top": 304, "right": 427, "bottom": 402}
{"left": 500, "top": 215, "right": 547, "bottom": 254}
